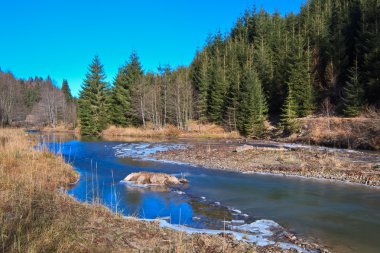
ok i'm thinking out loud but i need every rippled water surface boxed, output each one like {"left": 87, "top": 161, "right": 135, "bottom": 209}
{"left": 45, "top": 134, "right": 380, "bottom": 253}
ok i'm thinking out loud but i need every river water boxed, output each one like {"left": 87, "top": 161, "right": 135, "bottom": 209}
{"left": 44, "top": 134, "right": 380, "bottom": 253}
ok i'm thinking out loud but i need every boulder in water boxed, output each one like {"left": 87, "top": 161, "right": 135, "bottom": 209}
{"left": 123, "top": 172, "right": 188, "bottom": 186}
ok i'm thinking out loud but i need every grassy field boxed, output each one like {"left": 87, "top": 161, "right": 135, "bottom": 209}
{"left": 0, "top": 128, "right": 272, "bottom": 253}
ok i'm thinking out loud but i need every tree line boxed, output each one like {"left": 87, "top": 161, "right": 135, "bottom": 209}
{"left": 0, "top": 70, "right": 76, "bottom": 128}
{"left": 79, "top": 0, "right": 379, "bottom": 136}
{"left": 78, "top": 54, "right": 193, "bottom": 135}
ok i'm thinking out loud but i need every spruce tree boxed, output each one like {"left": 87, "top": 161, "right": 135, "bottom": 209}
{"left": 78, "top": 56, "right": 110, "bottom": 135}
{"left": 109, "top": 64, "right": 131, "bottom": 126}
{"left": 124, "top": 52, "right": 144, "bottom": 125}
{"left": 190, "top": 52, "right": 209, "bottom": 123}
{"left": 363, "top": 18, "right": 380, "bottom": 105}
{"left": 343, "top": 60, "right": 365, "bottom": 117}
{"left": 207, "top": 52, "right": 226, "bottom": 123}
{"left": 237, "top": 66, "right": 267, "bottom": 137}
{"left": 287, "top": 52, "right": 314, "bottom": 117}
{"left": 223, "top": 51, "right": 240, "bottom": 132}
{"left": 61, "top": 79, "right": 72, "bottom": 102}
{"left": 281, "top": 85, "right": 298, "bottom": 134}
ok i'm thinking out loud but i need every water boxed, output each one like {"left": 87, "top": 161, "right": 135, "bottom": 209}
{"left": 45, "top": 135, "right": 380, "bottom": 253}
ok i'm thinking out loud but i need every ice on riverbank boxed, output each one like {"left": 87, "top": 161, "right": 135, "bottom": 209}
{"left": 113, "top": 142, "right": 186, "bottom": 159}
{"left": 139, "top": 218, "right": 312, "bottom": 252}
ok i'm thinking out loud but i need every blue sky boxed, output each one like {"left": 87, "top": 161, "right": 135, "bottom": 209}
{"left": 0, "top": 0, "right": 305, "bottom": 97}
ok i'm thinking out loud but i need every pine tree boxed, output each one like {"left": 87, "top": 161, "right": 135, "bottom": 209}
{"left": 78, "top": 56, "right": 110, "bottom": 135}
{"left": 61, "top": 79, "right": 72, "bottom": 102}
{"left": 343, "top": 60, "right": 365, "bottom": 117}
{"left": 125, "top": 52, "right": 144, "bottom": 125}
{"left": 237, "top": 66, "right": 267, "bottom": 137}
{"left": 190, "top": 52, "right": 209, "bottom": 123}
{"left": 362, "top": 2, "right": 380, "bottom": 105}
{"left": 207, "top": 52, "right": 226, "bottom": 123}
{"left": 281, "top": 85, "right": 298, "bottom": 134}
{"left": 109, "top": 64, "right": 131, "bottom": 126}
{"left": 223, "top": 50, "right": 240, "bottom": 131}
{"left": 287, "top": 51, "right": 315, "bottom": 117}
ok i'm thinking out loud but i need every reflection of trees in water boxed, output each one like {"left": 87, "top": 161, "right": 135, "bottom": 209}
{"left": 266, "top": 189, "right": 288, "bottom": 201}
{"left": 123, "top": 186, "right": 143, "bottom": 207}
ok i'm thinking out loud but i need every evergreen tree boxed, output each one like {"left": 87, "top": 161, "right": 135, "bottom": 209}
{"left": 237, "top": 66, "right": 267, "bottom": 137}
{"left": 287, "top": 51, "right": 315, "bottom": 117}
{"left": 223, "top": 49, "right": 240, "bottom": 131}
{"left": 362, "top": 3, "right": 380, "bottom": 105}
{"left": 61, "top": 79, "right": 72, "bottom": 102}
{"left": 78, "top": 56, "right": 110, "bottom": 135}
{"left": 281, "top": 85, "right": 299, "bottom": 133}
{"left": 343, "top": 60, "right": 365, "bottom": 117}
{"left": 190, "top": 52, "right": 209, "bottom": 123}
{"left": 109, "top": 64, "right": 131, "bottom": 126}
{"left": 207, "top": 52, "right": 226, "bottom": 123}
{"left": 326, "top": 0, "right": 346, "bottom": 88}
{"left": 125, "top": 52, "right": 144, "bottom": 125}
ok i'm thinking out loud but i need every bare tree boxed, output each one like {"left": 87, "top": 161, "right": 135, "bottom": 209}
{"left": 168, "top": 68, "right": 193, "bottom": 130}
{"left": 29, "top": 80, "right": 65, "bottom": 127}
{"left": 0, "top": 72, "right": 18, "bottom": 126}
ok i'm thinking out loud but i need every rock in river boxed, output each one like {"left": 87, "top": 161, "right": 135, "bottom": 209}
{"left": 123, "top": 172, "right": 188, "bottom": 186}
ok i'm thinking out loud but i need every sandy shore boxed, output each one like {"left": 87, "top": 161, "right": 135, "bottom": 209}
{"left": 152, "top": 143, "right": 380, "bottom": 187}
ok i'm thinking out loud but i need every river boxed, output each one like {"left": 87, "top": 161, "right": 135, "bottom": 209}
{"left": 43, "top": 133, "right": 380, "bottom": 253}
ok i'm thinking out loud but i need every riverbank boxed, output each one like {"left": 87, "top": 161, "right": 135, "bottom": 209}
{"left": 152, "top": 142, "right": 380, "bottom": 187}
{"left": 101, "top": 116, "right": 380, "bottom": 151}
{"left": 0, "top": 129, "right": 316, "bottom": 253}
{"left": 285, "top": 116, "right": 380, "bottom": 150}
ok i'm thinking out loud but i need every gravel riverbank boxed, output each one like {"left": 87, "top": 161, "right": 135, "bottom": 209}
{"left": 152, "top": 143, "right": 380, "bottom": 187}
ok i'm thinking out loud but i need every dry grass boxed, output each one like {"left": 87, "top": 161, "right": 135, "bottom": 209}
{"left": 0, "top": 128, "right": 265, "bottom": 253}
{"left": 42, "top": 124, "right": 79, "bottom": 133}
{"left": 103, "top": 121, "right": 240, "bottom": 139}
{"left": 292, "top": 116, "right": 380, "bottom": 150}
{"left": 103, "top": 124, "right": 181, "bottom": 138}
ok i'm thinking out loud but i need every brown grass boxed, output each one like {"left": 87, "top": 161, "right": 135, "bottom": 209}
{"left": 0, "top": 128, "right": 266, "bottom": 253}
{"left": 103, "top": 121, "right": 240, "bottom": 139}
{"left": 291, "top": 116, "right": 380, "bottom": 150}
{"left": 42, "top": 123, "right": 80, "bottom": 133}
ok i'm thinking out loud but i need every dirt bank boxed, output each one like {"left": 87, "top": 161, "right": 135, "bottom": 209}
{"left": 152, "top": 143, "right": 380, "bottom": 187}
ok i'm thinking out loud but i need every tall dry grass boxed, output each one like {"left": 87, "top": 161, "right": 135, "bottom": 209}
{"left": 294, "top": 116, "right": 380, "bottom": 150}
{"left": 103, "top": 121, "right": 240, "bottom": 139}
{"left": 0, "top": 128, "right": 256, "bottom": 253}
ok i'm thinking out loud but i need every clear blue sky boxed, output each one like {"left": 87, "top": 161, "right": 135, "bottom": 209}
{"left": 0, "top": 0, "right": 305, "bottom": 97}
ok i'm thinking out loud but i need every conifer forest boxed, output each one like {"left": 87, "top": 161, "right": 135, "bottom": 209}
{"left": 1, "top": 0, "right": 379, "bottom": 136}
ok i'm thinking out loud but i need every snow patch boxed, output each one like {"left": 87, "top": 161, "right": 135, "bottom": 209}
{"left": 113, "top": 142, "right": 186, "bottom": 159}
{"left": 231, "top": 208, "right": 242, "bottom": 214}
{"left": 140, "top": 218, "right": 311, "bottom": 252}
